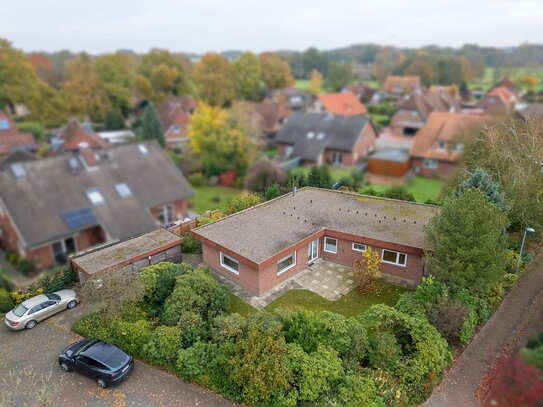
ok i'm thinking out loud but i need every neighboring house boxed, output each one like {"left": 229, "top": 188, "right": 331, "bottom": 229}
{"left": 343, "top": 83, "right": 377, "bottom": 103}
{"left": 157, "top": 96, "right": 199, "bottom": 152}
{"left": 0, "top": 111, "right": 37, "bottom": 156}
{"left": 0, "top": 141, "right": 194, "bottom": 270}
{"left": 192, "top": 188, "right": 438, "bottom": 295}
{"left": 275, "top": 112, "right": 377, "bottom": 166}
{"left": 267, "top": 88, "right": 314, "bottom": 111}
{"left": 410, "top": 111, "right": 489, "bottom": 178}
{"left": 235, "top": 100, "right": 290, "bottom": 139}
{"left": 51, "top": 119, "right": 109, "bottom": 154}
{"left": 476, "top": 86, "right": 518, "bottom": 115}
{"left": 391, "top": 90, "right": 461, "bottom": 135}
{"left": 490, "top": 77, "right": 521, "bottom": 97}
{"left": 309, "top": 92, "right": 368, "bottom": 116}
{"left": 383, "top": 76, "right": 421, "bottom": 98}
{"left": 97, "top": 130, "right": 136, "bottom": 145}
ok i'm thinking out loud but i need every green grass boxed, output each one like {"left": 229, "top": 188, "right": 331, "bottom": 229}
{"left": 289, "top": 166, "right": 354, "bottom": 182}
{"left": 265, "top": 283, "right": 408, "bottom": 317}
{"left": 228, "top": 293, "right": 258, "bottom": 316}
{"left": 364, "top": 176, "right": 445, "bottom": 203}
{"left": 295, "top": 80, "right": 310, "bottom": 90}
{"left": 190, "top": 186, "right": 241, "bottom": 214}
{"left": 469, "top": 66, "right": 543, "bottom": 92}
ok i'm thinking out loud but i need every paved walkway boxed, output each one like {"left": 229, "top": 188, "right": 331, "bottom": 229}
{"left": 424, "top": 252, "right": 543, "bottom": 407}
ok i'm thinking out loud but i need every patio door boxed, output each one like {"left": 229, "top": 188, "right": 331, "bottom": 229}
{"left": 307, "top": 238, "right": 319, "bottom": 263}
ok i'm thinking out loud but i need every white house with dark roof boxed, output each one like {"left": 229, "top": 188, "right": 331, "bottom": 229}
{"left": 0, "top": 141, "right": 194, "bottom": 270}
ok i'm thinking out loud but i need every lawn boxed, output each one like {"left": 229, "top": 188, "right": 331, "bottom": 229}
{"left": 469, "top": 66, "right": 543, "bottom": 92}
{"left": 189, "top": 186, "right": 241, "bottom": 214}
{"left": 265, "top": 283, "right": 408, "bottom": 317}
{"left": 365, "top": 176, "right": 445, "bottom": 203}
{"left": 227, "top": 293, "right": 258, "bottom": 316}
{"left": 289, "top": 166, "right": 354, "bottom": 182}
{"left": 295, "top": 79, "right": 310, "bottom": 90}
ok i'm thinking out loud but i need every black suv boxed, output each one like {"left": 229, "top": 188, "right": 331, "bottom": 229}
{"left": 59, "top": 339, "right": 134, "bottom": 388}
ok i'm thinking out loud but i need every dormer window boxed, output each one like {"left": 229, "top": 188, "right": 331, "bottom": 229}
{"left": 437, "top": 140, "right": 446, "bottom": 150}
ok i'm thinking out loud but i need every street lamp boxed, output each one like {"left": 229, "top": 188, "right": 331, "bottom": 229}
{"left": 516, "top": 227, "right": 535, "bottom": 274}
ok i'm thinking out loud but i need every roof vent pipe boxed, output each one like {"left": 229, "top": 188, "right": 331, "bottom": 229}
{"left": 293, "top": 186, "right": 297, "bottom": 196}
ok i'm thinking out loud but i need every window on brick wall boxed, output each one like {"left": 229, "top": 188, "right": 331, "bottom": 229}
{"left": 352, "top": 242, "right": 367, "bottom": 252}
{"left": 277, "top": 252, "right": 296, "bottom": 275}
{"left": 381, "top": 249, "right": 407, "bottom": 267}
{"left": 220, "top": 252, "right": 239, "bottom": 275}
{"left": 324, "top": 237, "right": 337, "bottom": 253}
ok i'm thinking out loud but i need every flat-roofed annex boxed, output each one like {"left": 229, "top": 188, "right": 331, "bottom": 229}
{"left": 192, "top": 188, "right": 439, "bottom": 264}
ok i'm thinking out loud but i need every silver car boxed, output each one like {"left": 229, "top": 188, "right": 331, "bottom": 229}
{"left": 4, "top": 289, "right": 79, "bottom": 331}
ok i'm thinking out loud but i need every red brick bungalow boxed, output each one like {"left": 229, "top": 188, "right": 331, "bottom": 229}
{"left": 275, "top": 112, "right": 376, "bottom": 166}
{"left": 192, "top": 188, "right": 439, "bottom": 295}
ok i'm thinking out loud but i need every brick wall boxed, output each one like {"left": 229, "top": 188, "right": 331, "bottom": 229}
{"left": 150, "top": 199, "right": 190, "bottom": 224}
{"left": 411, "top": 157, "right": 457, "bottom": 179}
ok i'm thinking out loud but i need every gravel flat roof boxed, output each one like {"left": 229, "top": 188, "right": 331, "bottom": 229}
{"left": 72, "top": 228, "right": 181, "bottom": 275}
{"left": 192, "top": 188, "right": 438, "bottom": 264}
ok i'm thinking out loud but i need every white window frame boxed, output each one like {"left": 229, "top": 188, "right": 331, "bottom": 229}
{"left": 324, "top": 237, "right": 338, "bottom": 254}
{"left": 423, "top": 159, "right": 438, "bottom": 169}
{"left": 332, "top": 151, "right": 343, "bottom": 165}
{"left": 381, "top": 249, "right": 407, "bottom": 267}
{"left": 220, "top": 252, "right": 240, "bottom": 275}
{"left": 158, "top": 205, "right": 174, "bottom": 224}
{"left": 277, "top": 252, "right": 296, "bottom": 275}
{"left": 352, "top": 243, "right": 367, "bottom": 252}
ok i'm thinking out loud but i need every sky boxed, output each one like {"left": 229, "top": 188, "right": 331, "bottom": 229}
{"left": 2, "top": 0, "right": 542, "bottom": 54}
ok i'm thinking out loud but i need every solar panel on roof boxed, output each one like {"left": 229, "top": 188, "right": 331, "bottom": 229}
{"left": 0, "top": 119, "right": 10, "bottom": 130}
{"left": 61, "top": 208, "right": 97, "bottom": 229}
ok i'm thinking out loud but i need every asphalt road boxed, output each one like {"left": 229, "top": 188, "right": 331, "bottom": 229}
{"left": 0, "top": 303, "right": 233, "bottom": 407}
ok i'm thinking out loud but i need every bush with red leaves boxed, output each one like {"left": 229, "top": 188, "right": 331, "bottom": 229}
{"left": 484, "top": 356, "right": 543, "bottom": 407}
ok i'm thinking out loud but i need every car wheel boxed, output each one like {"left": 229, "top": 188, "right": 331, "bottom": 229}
{"left": 60, "top": 362, "right": 70, "bottom": 372}
{"left": 96, "top": 378, "right": 107, "bottom": 388}
{"left": 67, "top": 300, "right": 77, "bottom": 309}
{"left": 25, "top": 320, "right": 37, "bottom": 329}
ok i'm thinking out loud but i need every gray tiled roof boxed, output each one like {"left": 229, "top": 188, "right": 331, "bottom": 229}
{"left": 0, "top": 141, "right": 194, "bottom": 248}
{"left": 275, "top": 113, "right": 369, "bottom": 162}
{"left": 193, "top": 188, "right": 438, "bottom": 264}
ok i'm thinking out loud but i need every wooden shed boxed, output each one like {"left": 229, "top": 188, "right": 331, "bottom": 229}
{"left": 368, "top": 148, "right": 411, "bottom": 177}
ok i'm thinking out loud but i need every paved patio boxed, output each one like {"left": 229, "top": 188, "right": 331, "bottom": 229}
{"left": 212, "top": 259, "right": 356, "bottom": 309}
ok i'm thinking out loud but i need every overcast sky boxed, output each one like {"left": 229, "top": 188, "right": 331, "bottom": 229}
{"left": 2, "top": 0, "right": 542, "bottom": 54}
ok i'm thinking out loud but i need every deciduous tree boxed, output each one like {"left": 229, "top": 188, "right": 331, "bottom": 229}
{"left": 325, "top": 63, "right": 353, "bottom": 91}
{"left": 234, "top": 52, "right": 262, "bottom": 100}
{"left": 353, "top": 247, "right": 382, "bottom": 294}
{"left": 193, "top": 53, "right": 236, "bottom": 107}
{"left": 307, "top": 70, "right": 323, "bottom": 95}
{"left": 95, "top": 52, "right": 135, "bottom": 115}
{"left": 259, "top": 52, "right": 294, "bottom": 91}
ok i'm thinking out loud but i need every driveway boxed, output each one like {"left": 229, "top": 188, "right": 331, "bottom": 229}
{"left": 0, "top": 302, "right": 233, "bottom": 407}
{"left": 424, "top": 252, "right": 543, "bottom": 407}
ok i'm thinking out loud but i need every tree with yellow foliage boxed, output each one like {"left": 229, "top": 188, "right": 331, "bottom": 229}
{"left": 307, "top": 70, "right": 323, "bottom": 95}
{"left": 193, "top": 53, "right": 236, "bottom": 107}
{"left": 259, "top": 52, "right": 294, "bottom": 91}
{"left": 353, "top": 247, "right": 382, "bottom": 294}
{"left": 518, "top": 74, "right": 539, "bottom": 90}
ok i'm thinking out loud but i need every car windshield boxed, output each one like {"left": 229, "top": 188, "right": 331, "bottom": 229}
{"left": 46, "top": 293, "right": 61, "bottom": 301}
{"left": 12, "top": 304, "right": 28, "bottom": 317}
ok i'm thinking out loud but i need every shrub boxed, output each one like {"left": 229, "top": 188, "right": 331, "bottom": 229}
{"left": 177, "top": 341, "right": 218, "bottom": 381}
{"left": 17, "top": 258, "right": 34, "bottom": 276}
{"left": 10, "top": 288, "right": 44, "bottom": 305}
{"left": 353, "top": 247, "right": 381, "bottom": 294}
{"left": 181, "top": 232, "right": 202, "bottom": 254}
{"left": 261, "top": 183, "right": 282, "bottom": 201}
{"left": 380, "top": 186, "right": 416, "bottom": 202}
{"left": 337, "top": 374, "right": 386, "bottom": 407}
{"left": 161, "top": 268, "right": 230, "bottom": 326}
{"left": 17, "top": 122, "right": 46, "bottom": 142}
{"left": 0, "top": 270, "right": 12, "bottom": 291}
{"left": 360, "top": 304, "right": 452, "bottom": 404}
{"left": 520, "top": 345, "right": 543, "bottom": 370}
{"left": 143, "top": 325, "right": 182, "bottom": 367}
{"left": 153, "top": 263, "right": 192, "bottom": 306}
{"left": 188, "top": 172, "right": 207, "bottom": 187}
{"left": 72, "top": 311, "right": 114, "bottom": 341}
{"left": 109, "top": 318, "right": 153, "bottom": 358}
{"left": 29, "top": 267, "right": 77, "bottom": 293}
{"left": 197, "top": 210, "right": 225, "bottom": 226}
{"left": 428, "top": 300, "right": 469, "bottom": 346}
{"left": 224, "top": 193, "right": 263, "bottom": 215}
{"left": 368, "top": 331, "right": 402, "bottom": 371}
{"left": 104, "top": 110, "right": 125, "bottom": 130}
{"left": 211, "top": 313, "right": 247, "bottom": 343}
{"left": 230, "top": 319, "right": 292, "bottom": 404}
{"left": 501, "top": 273, "right": 518, "bottom": 292}
{"left": 0, "top": 288, "right": 15, "bottom": 313}
{"left": 287, "top": 343, "right": 344, "bottom": 402}
{"left": 6, "top": 251, "right": 18, "bottom": 265}
{"left": 178, "top": 311, "right": 209, "bottom": 347}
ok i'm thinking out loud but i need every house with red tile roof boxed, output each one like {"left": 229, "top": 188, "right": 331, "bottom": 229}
{"left": 157, "top": 96, "right": 199, "bottom": 152}
{"left": 391, "top": 90, "right": 461, "bottom": 135}
{"left": 491, "top": 77, "right": 520, "bottom": 97}
{"left": 383, "top": 76, "right": 421, "bottom": 98}
{"left": 51, "top": 119, "right": 109, "bottom": 154}
{"left": 410, "top": 112, "right": 490, "bottom": 178}
{"left": 476, "top": 86, "right": 518, "bottom": 115}
{"left": 0, "top": 111, "right": 37, "bottom": 156}
{"left": 309, "top": 92, "right": 367, "bottom": 116}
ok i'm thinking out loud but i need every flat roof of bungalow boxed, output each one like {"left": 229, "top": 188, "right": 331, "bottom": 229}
{"left": 192, "top": 187, "right": 438, "bottom": 264}
{"left": 71, "top": 228, "right": 181, "bottom": 276}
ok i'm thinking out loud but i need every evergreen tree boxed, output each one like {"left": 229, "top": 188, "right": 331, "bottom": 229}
{"left": 141, "top": 103, "right": 165, "bottom": 147}
{"left": 455, "top": 168, "right": 508, "bottom": 212}
{"left": 425, "top": 189, "right": 508, "bottom": 296}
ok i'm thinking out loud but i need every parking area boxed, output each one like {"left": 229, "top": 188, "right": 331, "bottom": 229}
{"left": 0, "top": 303, "right": 232, "bottom": 407}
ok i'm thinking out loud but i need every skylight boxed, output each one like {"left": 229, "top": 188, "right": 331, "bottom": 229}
{"left": 0, "top": 119, "right": 9, "bottom": 130}
{"left": 317, "top": 132, "right": 325, "bottom": 140}
{"left": 10, "top": 163, "right": 26, "bottom": 179}
{"left": 138, "top": 144, "right": 149, "bottom": 155}
{"left": 86, "top": 188, "right": 105, "bottom": 205}
{"left": 115, "top": 183, "right": 132, "bottom": 198}
{"left": 306, "top": 132, "right": 315, "bottom": 139}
